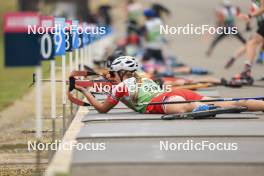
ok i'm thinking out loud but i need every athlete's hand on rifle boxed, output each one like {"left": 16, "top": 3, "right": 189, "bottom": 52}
{"left": 75, "top": 84, "right": 89, "bottom": 93}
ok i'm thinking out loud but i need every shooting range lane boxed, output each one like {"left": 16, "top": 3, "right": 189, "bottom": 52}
{"left": 72, "top": 137, "right": 264, "bottom": 164}
{"left": 67, "top": 74, "right": 264, "bottom": 176}
{"left": 70, "top": 92, "right": 264, "bottom": 175}
{"left": 82, "top": 111, "right": 257, "bottom": 122}
{"left": 70, "top": 84, "right": 264, "bottom": 176}
{"left": 71, "top": 138, "right": 264, "bottom": 176}
{"left": 71, "top": 111, "right": 264, "bottom": 176}
{"left": 76, "top": 120, "right": 264, "bottom": 139}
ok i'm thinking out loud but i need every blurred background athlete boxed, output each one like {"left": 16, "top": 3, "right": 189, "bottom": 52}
{"left": 231, "top": 0, "right": 264, "bottom": 84}
{"left": 225, "top": 0, "right": 264, "bottom": 69}
{"left": 206, "top": 0, "right": 246, "bottom": 57}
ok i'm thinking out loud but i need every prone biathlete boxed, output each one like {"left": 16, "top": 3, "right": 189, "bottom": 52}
{"left": 75, "top": 56, "right": 264, "bottom": 114}
{"left": 206, "top": 0, "right": 246, "bottom": 57}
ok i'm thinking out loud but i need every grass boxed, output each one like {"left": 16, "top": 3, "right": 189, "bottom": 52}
{"left": 0, "top": 35, "right": 62, "bottom": 111}
{"left": 0, "top": 0, "right": 35, "bottom": 111}
{"left": 0, "top": 1, "right": 18, "bottom": 110}
{"left": 0, "top": 38, "right": 33, "bottom": 110}
{"left": 0, "top": 36, "right": 65, "bottom": 110}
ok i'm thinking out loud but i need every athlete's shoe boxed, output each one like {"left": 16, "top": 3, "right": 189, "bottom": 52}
{"left": 220, "top": 78, "right": 243, "bottom": 88}
{"left": 231, "top": 70, "right": 254, "bottom": 85}
{"left": 225, "top": 57, "right": 236, "bottom": 69}
{"left": 193, "top": 104, "right": 219, "bottom": 113}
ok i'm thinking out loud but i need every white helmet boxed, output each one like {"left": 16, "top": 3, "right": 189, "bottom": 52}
{"left": 110, "top": 56, "right": 138, "bottom": 72}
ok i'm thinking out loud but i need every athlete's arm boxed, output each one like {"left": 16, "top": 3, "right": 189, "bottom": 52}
{"left": 78, "top": 81, "right": 131, "bottom": 113}
{"left": 250, "top": 0, "right": 264, "bottom": 17}
{"left": 78, "top": 86, "right": 116, "bottom": 113}
{"left": 83, "top": 90, "right": 116, "bottom": 113}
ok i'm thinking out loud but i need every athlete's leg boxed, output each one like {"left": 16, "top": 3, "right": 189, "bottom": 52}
{"left": 211, "top": 100, "right": 264, "bottom": 112}
{"left": 226, "top": 35, "right": 254, "bottom": 69}
{"left": 206, "top": 33, "right": 227, "bottom": 56}
{"left": 165, "top": 100, "right": 264, "bottom": 113}
{"left": 232, "top": 33, "right": 264, "bottom": 83}
{"left": 225, "top": 45, "right": 246, "bottom": 69}
{"left": 234, "top": 32, "right": 247, "bottom": 44}
{"left": 233, "top": 45, "right": 247, "bottom": 59}
{"left": 164, "top": 103, "right": 198, "bottom": 114}
{"left": 224, "top": 32, "right": 247, "bottom": 69}
{"left": 246, "top": 33, "right": 263, "bottom": 65}
{"left": 162, "top": 96, "right": 264, "bottom": 114}
{"left": 200, "top": 96, "right": 264, "bottom": 111}
{"left": 163, "top": 90, "right": 204, "bottom": 114}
